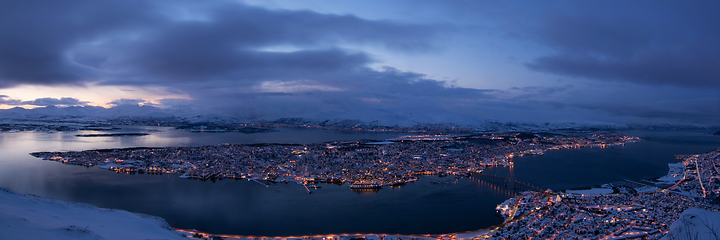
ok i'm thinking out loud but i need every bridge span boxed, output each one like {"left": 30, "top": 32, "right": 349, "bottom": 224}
{"left": 474, "top": 173, "right": 545, "bottom": 193}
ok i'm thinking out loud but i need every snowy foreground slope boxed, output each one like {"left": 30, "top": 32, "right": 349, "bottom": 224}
{"left": 4, "top": 186, "right": 720, "bottom": 239}
{"left": 662, "top": 208, "right": 720, "bottom": 240}
{"left": 0, "top": 188, "right": 186, "bottom": 240}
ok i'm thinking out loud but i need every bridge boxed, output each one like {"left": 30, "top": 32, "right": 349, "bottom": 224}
{"left": 474, "top": 173, "right": 545, "bottom": 193}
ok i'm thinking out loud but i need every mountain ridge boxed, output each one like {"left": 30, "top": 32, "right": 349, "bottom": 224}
{"left": 0, "top": 105, "right": 716, "bottom": 132}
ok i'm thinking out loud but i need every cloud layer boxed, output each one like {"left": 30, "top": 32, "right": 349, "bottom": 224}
{"left": 0, "top": 0, "right": 441, "bottom": 88}
{"left": 0, "top": 1, "right": 717, "bottom": 125}
{"left": 0, "top": 96, "right": 88, "bottom": 107}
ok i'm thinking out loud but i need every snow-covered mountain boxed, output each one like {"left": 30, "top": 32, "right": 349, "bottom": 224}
{"left": 0, "top": 105, "right": 243, "bottom": 124}
{"left": 0, "top": 105, "right": 716, "bottom": 132}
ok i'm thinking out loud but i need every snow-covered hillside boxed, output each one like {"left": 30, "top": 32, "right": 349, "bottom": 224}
{"left": 0, "top": 188, "right": 187, "bottom": 240}
{"left": 662, "top": 208, "right": 720, "bottom": 240}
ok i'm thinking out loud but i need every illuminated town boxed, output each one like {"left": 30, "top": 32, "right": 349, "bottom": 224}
{"left": 31, "top": 133, "right": 637, "bottom": 192}
{"left": 483, "top": 149, "right": 720, "bottom": 239}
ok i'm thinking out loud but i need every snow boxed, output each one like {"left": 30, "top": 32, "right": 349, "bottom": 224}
{"left": 661, "top": 208, "right": 720, "bottom": 240}
{"left": 635, "top": 186, "right": 662, "bottom": 193}
{"left": 1, "top": 104, "right": 717, "bottom": 131}
{"left": 5, "top": 104, "right": 708, "bottom": 133}
{"left": 566, "top": 188, "right": 614, "bottom": 195}
{"left": 0, "top": 105, "right": 638, "bottom": 131}
{"left": 0, "top": 105, "right": 238, "bottom": 123}
{"left": 453, "top": 228, "right": 494, "bottom": 239}
{"left": 0, "top": 188, "right": 187, "bottom": 240}
{"left": 658, "top": 163, "right": 686, "bottom": 185}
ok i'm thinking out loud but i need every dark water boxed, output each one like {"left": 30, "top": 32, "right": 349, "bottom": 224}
{"left": 0, "top": 127, "right": 718, "bottom": 235}
{"left": 484, "top": 130, "right": 720, "bottom": 191}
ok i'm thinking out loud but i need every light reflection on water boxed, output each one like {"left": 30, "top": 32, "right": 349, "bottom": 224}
{"left": 0, "top": 127, "right": 718, "bottom": 235}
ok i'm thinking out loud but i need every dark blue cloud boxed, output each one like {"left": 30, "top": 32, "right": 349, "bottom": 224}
{"left": 0, "top": 0, "right": 442, "bottom": 88}
{"left": 574, "top": 103, "right": 720, "bottom": 123}
{"left": 108, "top": 99, "right": 147, "bottom": 106}
{"left": 0, "top": 0, "right": 162, "bottom": 87}
{"left": 0, "top": 95, "right": 21, "bottom": 105}
{"left": 524, "top": 2, "right": 720, "bottom": 88}
{"left": 20, "top": 97, "right": 88, "bottom": 107}
{"left": 107, "top": 49, "right": 370, "bottom": 85}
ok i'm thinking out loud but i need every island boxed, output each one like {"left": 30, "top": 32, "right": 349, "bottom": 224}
{"left": 32, "top": 133, "right": 636, "bottom": 192}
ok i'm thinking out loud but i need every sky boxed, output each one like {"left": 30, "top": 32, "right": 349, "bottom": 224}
{"left": 0, "top": 0, "right": 718, "bottom": 125}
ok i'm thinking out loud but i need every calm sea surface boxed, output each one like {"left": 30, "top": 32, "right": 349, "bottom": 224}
{"left": 0, "top": 127, "right": 718, "bottom": 235}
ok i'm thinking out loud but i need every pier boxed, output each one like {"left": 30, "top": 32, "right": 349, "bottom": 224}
{"left": 250, "top": 179, "right": 271, "bottom": 187}
{"left": 302, "top": 182, "right": 313, "bottom": 194}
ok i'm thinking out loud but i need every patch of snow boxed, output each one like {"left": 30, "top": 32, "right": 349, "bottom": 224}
{"left": 635, "top": 186, "right": 662, "bottom": 193}
{"left": 0, "top": 188, "right": 186, "bottom": 240}
{"left": 661, "top": 208, "right": 720, "bottom": 240}
{"left": 566, "top": 188, "right": 614, "bottom": 195}
{"left": 658, "top": 163, "right": 686, "bottom": 185}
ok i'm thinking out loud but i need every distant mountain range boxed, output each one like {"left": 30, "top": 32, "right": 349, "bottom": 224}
{"left": 0, "top": 105, "right": 240, "bottom": 125}
{"left": 0, "top": 105, "right": 716, "bottom": 132}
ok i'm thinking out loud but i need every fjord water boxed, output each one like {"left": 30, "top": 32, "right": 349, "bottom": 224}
{"left": 484, "top": 130, "right": 720, "bottom": 191}
{"left": 0, "top": 127, "right": 718, "bottom": 235}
